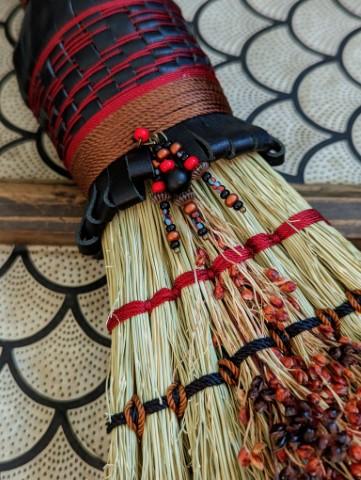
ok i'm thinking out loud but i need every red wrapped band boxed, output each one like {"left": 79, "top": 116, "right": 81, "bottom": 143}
{"left": 107, "top": 209, "right": 327, "bottom": 332}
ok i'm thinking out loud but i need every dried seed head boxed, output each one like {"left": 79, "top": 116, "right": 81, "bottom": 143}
{"left": 239, "top": 406, "right": 249, "bottom": 426}
{"left": 349, "top": 445, "right": 361, "bottom": 462}
{"left": 270, "top": 295, "right": 284, "bottom": 309}
{"left": 237, "top": 447, "right": 251, "bottom": 467}
{"left": 280, "top": 281, "right": 297, "bottom": 293}
{"left": 264, "top": 267, "right": 281, "bottom": 282}
{"left": 350, "top": 463, "right": 361, "bottom": 478}
{"left": 240, "top": 286, "right": 254, "bottom": 300}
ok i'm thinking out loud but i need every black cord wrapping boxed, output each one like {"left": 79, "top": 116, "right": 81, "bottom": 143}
{"left": 107, "top": 295, "right": 361, "bottom": 433}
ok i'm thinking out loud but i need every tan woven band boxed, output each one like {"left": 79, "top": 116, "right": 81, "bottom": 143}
{"left": 71, "top": 75, "right": 231, "bottom": 192}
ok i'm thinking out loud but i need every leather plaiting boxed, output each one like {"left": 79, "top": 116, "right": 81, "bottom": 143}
{"left": 14, "top": 0, "right": 214, "bottom": 165}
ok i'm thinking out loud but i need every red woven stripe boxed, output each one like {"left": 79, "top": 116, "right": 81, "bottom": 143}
{"left": 107, "top": 209, "right": 326, "bottom": 332}
{"left": 52, "top": 39, "right": 201, "bottom": 138}
{"left": 28, "top": 0, "right": 181, "bottom": 109}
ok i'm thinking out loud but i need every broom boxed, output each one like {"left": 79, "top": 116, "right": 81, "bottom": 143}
{"left": 14, "top": 0, "right": 361, "bottom": 479}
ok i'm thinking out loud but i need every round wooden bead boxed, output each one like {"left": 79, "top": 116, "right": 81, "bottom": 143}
{"left": 167, "top": 231, "right": 180, "bottom": 242}
{"left": 151, "top": 180, "right": 166, "bottom": 193}
{"left": 184, "top": 155, "right": 200, "bottom": 171}
{"left": 184, "top": 202, "right": 197, "bottom": 215}
{"left": 233, "top": 200, "right": 244, "bottom": 211}
{"left": 170, "top": 240, "right": 180, "bottom": 250}
{"left": 165, "top": 169, "right": 190, "bottom": 193}
{"left": 159, "top": 159, "right": 175, "bottom": 173}
{"left": 220, "top": 189, "right": 230, "bottom": 199}
{"left": 134, "top": 127, "right": 150, "bottom": 143}
{"left": 157, "top": 148, "right": 170, "bottom": 160}
{"left": 225, "top": 193, "right": 238, "bottom": 207}
{"left": 170, "top": 142, "right": 182, "bottom": 154}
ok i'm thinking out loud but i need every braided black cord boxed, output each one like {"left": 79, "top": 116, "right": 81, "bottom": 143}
{"left": 107, "top": 295, "right": 361, "bottom": 433}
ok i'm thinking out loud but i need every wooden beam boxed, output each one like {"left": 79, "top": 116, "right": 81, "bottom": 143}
{"left": 0, "top": 182, "right": 360, "bottom": 248}
{"left": 0, "top": 183, "right": 85, "bottom": 246}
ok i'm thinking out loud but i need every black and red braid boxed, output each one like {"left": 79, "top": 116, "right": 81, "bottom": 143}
{"left": 15, "top": 0, "right": 284, "bottom": 255}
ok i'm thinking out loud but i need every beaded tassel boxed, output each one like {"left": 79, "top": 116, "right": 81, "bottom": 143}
{"left": 134, "top": 127, "right": 211, "bottom": 250}
{"left": 202, "top": 172, "right": 246, "bottom": 213}
{"left": 159, "top": 199, "right": 181, "bottom": 252}
{"left": 182, "top": 199, "right": 208, "bottom": 238}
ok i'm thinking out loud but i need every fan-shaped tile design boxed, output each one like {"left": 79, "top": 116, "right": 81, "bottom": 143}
{"left": 0, "top": 73, "right": 37, "bottom": 133}
{"left": 246, "top": 25, "right": 321, "bottom": 94}
{"left": 14, "top": 310, "right": 108, "bottom": 400}
{"left": 0, "top": 247, "right": 108, "bottom": 475}
{"left": 28, "top": 247, "right": 105, "bottom": 287}
{"left": 78, "top": 286, "right": 110, "bottom": 338}
{"left": 304, "top": 140, "right": 361, "bottom": 184}
{"left": 297, "top": 62, "right": 361, "bottom": 133}
{"left": 0, "top": 257, "right": 64, "bottom": 340}
{"left": 246, "top": 0, "right": 299, "bottom": 21}
{"left": 339, "top": 0, "right": 361, "bottom": 17}
{"left": 1, "top": 429, "right": 103, "bottom": 479}
{"left": 0, "top": 366, "right": 54, "bottom": 462}
{"left": 216, "top": 62, "right": 276, "bottom": 120}
{"left": 341, "top": 29, "right": 361, "bottom": 86}
{"left": 198, "top": 0, "right": 270, "bottom": 56}
{"left": 68, "top": 394, "right": 110, "bottom": 461}
{"left": 291, "top": 0, "right": 361, "bottom": 56}
{"left": 252, "top": 100, "right": 329, "bottom": 177}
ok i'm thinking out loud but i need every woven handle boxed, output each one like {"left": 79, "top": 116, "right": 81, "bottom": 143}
{"left": 15, "top": 0, "right": 230, "bottom": 192}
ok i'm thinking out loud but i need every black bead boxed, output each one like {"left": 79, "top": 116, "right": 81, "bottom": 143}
{"left": 160, "top": 201, "right": 170, "bottom": 209}
{"left": 170, "top": 240, "right": 180, "bottom": 250}
{"left": 165, "top": 168, "right": 191, "bottom": 194}
{"left": 164, "top": 141, "right": 172, "bottom": 148}
{"left": 233, "top": 200, "right": 244, "bottom": 210}
{"left": 177, "top": 150, "right": 189, "bottom": 161}
{"left": 166, "top": 224, "right": 176, "bottom": 232}
{"left": 202, "top": 172, "right": 212, "bottom": 182}
{"left": 220, "top": 189, "right": 230, "bottom": 199}
{"left": 198, "top": 227, "right": 208, "bottom": 237}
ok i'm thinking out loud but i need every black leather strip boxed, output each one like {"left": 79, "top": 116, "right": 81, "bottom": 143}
{"left": 14, "top": 0, "right": 210, "bottom": 159}
{"left": 77, "top": 113, "right": 285, "bottom": 256}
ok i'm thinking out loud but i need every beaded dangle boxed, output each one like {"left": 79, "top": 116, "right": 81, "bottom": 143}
{"left": 202, "top": 172, "right": 246, "bottom": 213}
{"left": 133, "top": 127, "right": 245, "bottom": 251}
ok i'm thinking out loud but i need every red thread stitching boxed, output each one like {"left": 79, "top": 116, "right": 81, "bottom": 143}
{"left": 28, "top": 0, "right": 182, "bottom": 106}
{"left": 107, "top": 209, "right": 326, "bottom": 332}
{"left": 64, "top": 65, "right": 215, "bottom": 169}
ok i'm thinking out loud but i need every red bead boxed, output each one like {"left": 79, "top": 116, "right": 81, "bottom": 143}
{"left": 151, "top": 180, "right": 166, "bottom": 193}
{"left": 134, "top": 127, "right": 150, "bottom": 143}
{"left": 184, "top": 155, "right": 200, "bottom": 171}
{"left": 159, "top": 159, "right": 175, "bottom": 173}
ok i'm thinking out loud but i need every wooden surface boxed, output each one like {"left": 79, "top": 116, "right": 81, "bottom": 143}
{"left": 0, "top": 182, "right": 360, "bottom": 248}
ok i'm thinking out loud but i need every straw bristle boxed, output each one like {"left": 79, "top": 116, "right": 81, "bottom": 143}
{"left": 102, "top": 152, "right": 361, "bottom": 479}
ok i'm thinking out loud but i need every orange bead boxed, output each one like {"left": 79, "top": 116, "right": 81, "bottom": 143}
{"left": 157, "top": 148, "right": 170, "bottom": 160}
{"left": 225, "top": 193, "right": 238, "bottom": 207}
{"left": 184, "top": 202, "right": 197, "bottom": 215}
{"left": 170, "top": 142, "right": 182, "bottom": 154}
{"left": 152, "top": 160, "right": 160, "bottom": 168}
{"left": 167, "top": 231, "right": 180, "bottom": 242}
